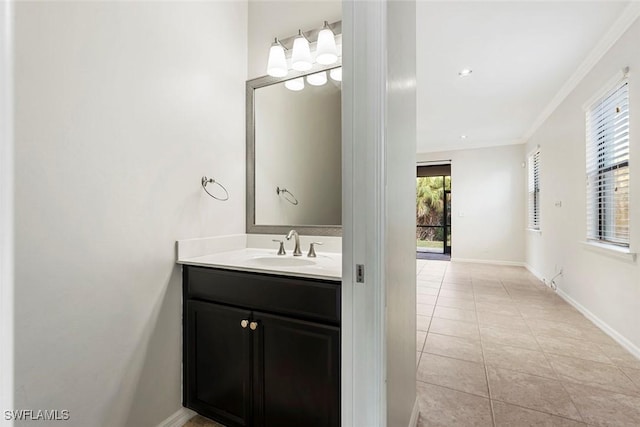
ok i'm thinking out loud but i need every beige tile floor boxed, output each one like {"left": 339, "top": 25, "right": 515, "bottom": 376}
{"left": 182, "top": 415, "right": 224, "bottom": 427}
{"left": 416, "top": 260, "right": 640, "bottom": 427}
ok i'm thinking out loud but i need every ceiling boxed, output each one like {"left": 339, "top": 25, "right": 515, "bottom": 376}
{"left": 416, "top": 1, "right": 630, "bottom": 153}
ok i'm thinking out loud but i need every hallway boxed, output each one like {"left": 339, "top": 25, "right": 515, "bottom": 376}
{"left": 415, "top": 261, "right": 640, "bottom": 426}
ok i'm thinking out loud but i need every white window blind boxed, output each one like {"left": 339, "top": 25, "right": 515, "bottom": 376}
{"left": 528, "top": 149, "right": 541, "bottom": 230}
{"left": 586, "top": 79, "right": 629, "bottom": 247}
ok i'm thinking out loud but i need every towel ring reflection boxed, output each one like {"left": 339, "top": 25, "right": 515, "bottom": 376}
{"left": 201, "top": 176, "right": 229, "bottom": 201}
{"left": 277, "top": 187, "right": 299, "bottom": 205}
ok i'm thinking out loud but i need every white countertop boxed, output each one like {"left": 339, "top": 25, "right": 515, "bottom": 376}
{"left": 176, "top": 235, "right": 342, "bottom": 281}
{"left": 178, "top": 248, "right": 341, "bottom": 281}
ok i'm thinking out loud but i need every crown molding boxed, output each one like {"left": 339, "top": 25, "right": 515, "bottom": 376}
{"left": 417, "top": 137, "right": 525, "bottom": 155}
{"left": 523, "top": 2, "right": 640, "bottom": 141}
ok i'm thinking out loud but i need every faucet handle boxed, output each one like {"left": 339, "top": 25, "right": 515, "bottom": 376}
{"left": 307, "top": 242, "right": 323, "bottom": 258}
{"left": 272, "top": 239, "right": 286, "bottom": 256}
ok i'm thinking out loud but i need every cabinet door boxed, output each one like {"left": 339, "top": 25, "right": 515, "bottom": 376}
{"left": 185, "top": 300, "right": 252, "bottom": 427}
{"left": 252, "top": 312, "right": 340, "bottom": 427}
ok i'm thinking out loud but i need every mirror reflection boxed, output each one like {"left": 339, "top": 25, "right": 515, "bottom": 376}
{"left": 253, "top": 69, "right": 342, "bottom": 227}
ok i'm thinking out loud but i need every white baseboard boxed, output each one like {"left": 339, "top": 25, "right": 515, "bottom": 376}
{"left": 450, "top": 257, "right": 525, "bottom": 267}
{"left": 408, "top": 397, "right": 420, "bottom": 427}
{"left": 157, "top": 408, "right": 197, "bottom": 427}
{"left": 556, "top": 288, "right": 640, "bottom": 361}
{"left": 524, "top": 264, "right": 544, "bottom": 282}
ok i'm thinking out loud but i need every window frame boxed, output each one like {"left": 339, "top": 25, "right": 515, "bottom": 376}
{"left": 527, "top": 148, "right": 541, "bottom": 231}
{"left": 585, "top": 77, "right": 630, "bottom": 248}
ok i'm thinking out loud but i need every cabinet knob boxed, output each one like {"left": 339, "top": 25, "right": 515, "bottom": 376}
{"left": 241, "top": 319, "right": 249, "bottom": 329}
{"left": 249, "top": 321, "right": 259, "bottom": 331}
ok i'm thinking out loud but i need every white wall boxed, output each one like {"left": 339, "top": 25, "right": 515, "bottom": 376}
{"left": 525, "top": 17, "right": 640, "bottom": 351}
{"left": 255, "top": 81, "right": 341, "bottom": 225}
{"left": 13, "top": 2, "right": 247, "bottom": 426}
{"left": 247, "top": 1, "right": 341, "bottom": 80}
{"left": 417, "top": 144, "right": 526, "bottom": 264}
{"left": 385, "top": 1, "right": 418, "bottom": 426}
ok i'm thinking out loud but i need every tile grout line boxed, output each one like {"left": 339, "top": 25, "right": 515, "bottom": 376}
{"left": 477, "top": 276, "right": 497, "bottom": 427}
{"left": 415, "top": 377, "right": 490, "bottom": 401}
{"left": 489, "top": 397, "right": 594, "bottom": 425}
{"left": 518, "top": 281, "right": 588, "bottom": 425}
{"left": 420, "top": 344, "right": 485, "bottom": 366}
{"left": 416, "top": 260, "right": 447, "bottom": 361}
{"left": 424, "top": 261, "right": 447, "bottom": 336}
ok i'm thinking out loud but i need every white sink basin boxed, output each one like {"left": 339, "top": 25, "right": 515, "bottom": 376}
{"left": 250, "top": 256, "right": 317, "bottom": 267}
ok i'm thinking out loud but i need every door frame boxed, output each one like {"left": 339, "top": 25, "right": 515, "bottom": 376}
{"left": 341, "top": 1, "right": 387, "bottom": 425}
{"left": 0, "top": 0, "right": 15, "bottom": 421}
{"left": 444, "top": 188, "right": 451, "bottom": 254}
{"left": 342, "top": 1, "right": 417, "bottom": 426}
{"left": 416, "top": 168, "right": 452, "bottom": 255}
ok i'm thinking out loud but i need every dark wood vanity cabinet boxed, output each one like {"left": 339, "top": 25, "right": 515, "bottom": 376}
{"left": 183, "top": 266, "right": 340, "bottom": 427}
{"left": 185, "top": 300, "right": 253, "bottom": 426}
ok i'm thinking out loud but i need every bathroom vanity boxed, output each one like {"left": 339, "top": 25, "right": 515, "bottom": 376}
{"left": 178, "top": 241, "right": 341, "bottom": 427}
{"left": 180, "top": 42, "right": 344, "bottom": 426}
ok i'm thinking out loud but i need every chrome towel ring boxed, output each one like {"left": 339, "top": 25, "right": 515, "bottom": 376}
{"left": 276, "top": 187, "right": 299, "bottom": 205}
{"left": 201, "top": 176, "right": 229, "bottom": 201}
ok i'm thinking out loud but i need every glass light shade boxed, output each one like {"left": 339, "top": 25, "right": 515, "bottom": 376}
{"left": 291, "top": 34, "right": 312, "bottom": 72}
{"left": 329, "top": 67, "right": 342, "bottom": 82}
{"left": 267, "top": 41, "right": 288, "bottom": 78}
{"left": 306, "top": 71, "right": 327, "bottom": 86}
{"left": 284, "top": 77, "right": 304, "bottom": 91}
{"left": 315, "top": 27, "right": 338, "bottom": 65}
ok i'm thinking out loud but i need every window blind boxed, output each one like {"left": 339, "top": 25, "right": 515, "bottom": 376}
{"left": 586, "top": 79, "right": 629, "bottom": 246}
{"left": 528, "top": 149, "right": 540, "bottom": 230}
{"left": 417, "top": 164, "right": 451, "bottom": 177}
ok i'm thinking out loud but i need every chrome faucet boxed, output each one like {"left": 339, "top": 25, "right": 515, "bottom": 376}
{"left": 286, "top": 230, "right": 302, "bottom": 256}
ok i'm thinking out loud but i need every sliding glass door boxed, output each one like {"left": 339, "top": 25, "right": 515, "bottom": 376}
{"left": 416, "top": 169, "right": 451, "bottom": 255}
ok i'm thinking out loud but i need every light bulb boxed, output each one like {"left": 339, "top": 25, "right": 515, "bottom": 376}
{"left": 315, "top": 21, "right": 338, "bottom": 65}
{"left": 291, "top": 30, "right": 312, "bottom": 72}
{"left": 284, "top": 77, "right": 304, "bottom": 91}
{"left": 306, "top": 71, "right": 327, "bottom": 86}
{"left": 329, "top": 67, "right": 342, "bottom": 82}
{"left": 267, "top": 39, "right": 288, "bottom": 78}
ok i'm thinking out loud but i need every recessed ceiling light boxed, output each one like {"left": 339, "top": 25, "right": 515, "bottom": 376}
{"left": 458, "top": 68, "right": 473, "bottom": 77}
{"left": 460, "top": 135, "right": 467, "bottom": 139}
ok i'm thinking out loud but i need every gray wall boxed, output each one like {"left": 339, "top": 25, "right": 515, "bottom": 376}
{"left": 13, "top": 2, "right": 247, "bottom": 425}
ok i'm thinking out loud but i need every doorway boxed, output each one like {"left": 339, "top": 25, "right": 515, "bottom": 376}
{"left": 416, "top": 164, "right": 451, "bottom": 260}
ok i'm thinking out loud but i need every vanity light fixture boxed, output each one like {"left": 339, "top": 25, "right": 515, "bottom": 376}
{"left": 458, "top": 68, "right": 473, "bottom": 77}
{"left": 316, "top": 21, "right": 338, "bottom": 65}
{"left": 291, "top": 30, "right": 312, "bottom": 72}
{"left": 307, "top": 71, "right": 327, "bottom": 86}
{"left": 329, "top": 67, "right": 342, "bottom": 82}
{"left": 267, "top": 38, "right": 288, "bottom": 78}
{"left": 266, "top": 21, "right": 341, "bottom": 78}
{"left": 284, "top": 77, "right": 305, "bottom": 91}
